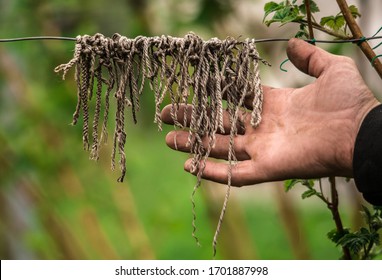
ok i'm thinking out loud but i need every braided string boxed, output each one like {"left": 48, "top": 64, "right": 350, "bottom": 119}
{"left": 54, "top": 32, "right": 269, "bottom": 254}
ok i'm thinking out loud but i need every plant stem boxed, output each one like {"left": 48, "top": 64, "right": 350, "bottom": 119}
{"left": 363, "top": 214, "right": 377, "bottom": 259}
{"left": 296, "top": 20, "right": 351, "bottom": 40}
{"left": 336, "top": 0, "right": 382, "bottom": 80}
{"left": 328, "top": 176, "right": 352, "bottom": 259}
{"left": 304, "top": 0, "right": 315, "bottom": 41}
{"left": 363, "top": 240, "right": 374, "bottom": 260}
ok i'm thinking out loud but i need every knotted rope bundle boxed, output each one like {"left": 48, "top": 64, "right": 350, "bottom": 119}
{"left": 55, "top": 32, "right": 268, "bottom": 254}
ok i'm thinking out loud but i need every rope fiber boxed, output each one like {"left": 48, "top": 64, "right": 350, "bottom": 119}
{"left": 53, "top": 33, "right": 268, "bottom": 255}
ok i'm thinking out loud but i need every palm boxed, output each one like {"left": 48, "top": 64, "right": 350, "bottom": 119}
{"left": 162, "top": 39, "right": 379, "bottom": 186}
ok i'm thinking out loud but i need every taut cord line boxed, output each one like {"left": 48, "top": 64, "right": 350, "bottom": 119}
{"left": 1, "top": 35, "right": 382, "bottom": 44}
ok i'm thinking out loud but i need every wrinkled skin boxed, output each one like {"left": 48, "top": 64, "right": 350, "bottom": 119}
{"left": 161, "top": 38, "right": 380, "bottom": 186}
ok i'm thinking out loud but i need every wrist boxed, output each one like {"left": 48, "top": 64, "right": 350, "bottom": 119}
{"left": 328, "top": 92, "right": 380, "bottom": 178}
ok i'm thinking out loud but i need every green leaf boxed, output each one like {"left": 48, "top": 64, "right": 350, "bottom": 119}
{"left": 284, "top": 179, "right": 299, "bottom": 192}
{"left": 359, "top": 227, "right": 370, "bottom": 235}
{"left": 264, "top": 1, "right": 280, "bottom": 13}
{"left": 281, "top": 14, "right": 304, "bottom": 25}
{"left": 371, "top": 206, "right": 382, "bottom": 230}
{"left": 361, "top": 205, "right": 373, "bottom": 224}
{"left": 358, "top": 227, "right": 380, "bottom": 247}
{"left": 327, "top": 228, "right": 350, "bottom": 244}
{"left": 320, "top": 16, "right": 334, "bottom": 26}
{"left": 337, "top": 232, "right": 367, "bottom": 255}
{"left": 309, "top": 0, "right": 320, "bottom": 13}
{"left": 370, "top": 231, "right": 380, "bottom": 246}
{"left": 320, "top": 15, "right": 345, "bottom": 31}
{"left": 263, "top": 1, "right": 283, "bottom": 22}
{"left": 295, "top": 24, "right": 309, "bottom": 38}
{"left": 298, "top": 0, "right": 320, "bottom": 14}
{"left": 265, "top": 6, "right": 290, "bottom": 25}
{"left": 264, "top": 5, "right": 303, "bottom": 26}
{"left": 337, "top": 228, "right": 379, "bottom": 256}
{"left": 334, "top": 15, "right": 345, "bottom": 29}
{"left": 301, "top": 179, "right": 315, "bottom": 188}
{"left": 295, "top": 30, "right": 308, "bottom": 38}
{"left": 284, "top": 179, "right": 316, "bottom": 192}
{"left": 349, "top": 5, "right": 361, "bottom": 18}
{"left": 301, "top": 188, "right": 317, "bottom": 199}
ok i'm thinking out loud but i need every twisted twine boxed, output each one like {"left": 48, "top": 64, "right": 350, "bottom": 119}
{"left": 54, "top": 32, "right": 268, "bottom": 256}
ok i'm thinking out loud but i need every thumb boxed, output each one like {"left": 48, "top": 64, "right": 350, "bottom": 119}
{"left": 286, "top": 38, "right": 336, "bottom": 78}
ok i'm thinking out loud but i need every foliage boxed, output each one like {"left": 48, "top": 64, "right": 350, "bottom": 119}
{"left": 328, "top": 206, "right": 382, "bottom": 259}
{"left": 263, "top": 0, "right": 360, "bottom": 39}
{"left": 285, "top": 179, "right": 382, "bottom": 259}
{"left": 284, "top": 179, "right": 318, "bottom": 199}
{"left": 319, "top": 5, "right": 360, "bottom": 32}
{"left": 263, "top": 0, "right": 319, "bottom": 27}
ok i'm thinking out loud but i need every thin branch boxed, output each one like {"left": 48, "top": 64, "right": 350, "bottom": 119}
{"left": 318, "top": 178, "right": 324, "bottom": 198}
{"left": 304, "top": 0, "right": 315, "bottom": 41}
{"left": 297, "top": 20, "right": 352, "bottom": 40}
{"left": 336, "top": 0, "right": 382, "bottom": 80}
{"left": 328, "top": 177, "right": 352, "bottom": 259}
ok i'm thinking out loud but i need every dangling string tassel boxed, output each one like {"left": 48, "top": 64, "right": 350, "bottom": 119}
{"left": 54, "top": 32, "right": 269, "bottom": 255}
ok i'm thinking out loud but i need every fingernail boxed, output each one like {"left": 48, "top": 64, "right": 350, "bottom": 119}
{"left": 184, "top": 159, "right": 192, "bottom": 172}
{"left": 165, "top": 131, "right": 176, "bottom": 145}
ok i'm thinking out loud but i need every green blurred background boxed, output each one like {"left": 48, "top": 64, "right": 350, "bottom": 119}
{"left": 0, "top": 0, "right": 380, "bottom": 259}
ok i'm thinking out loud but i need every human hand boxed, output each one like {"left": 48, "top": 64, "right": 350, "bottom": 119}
{"left": 161, "top": 38, "right": 380, "bottom": 186}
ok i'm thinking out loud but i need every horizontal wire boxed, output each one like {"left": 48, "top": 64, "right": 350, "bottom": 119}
{"left": 256, "top": 36, "right": 382, "bottom": 44}
{"left": 0, "top": 35, "right": 381, "bottom": 44}
{"left": 0, "top": 36, "right": 77, "bottom": 42}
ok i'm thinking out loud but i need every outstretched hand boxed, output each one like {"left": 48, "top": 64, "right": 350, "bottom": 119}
{"left": 161, "top": 38, "right": 380, "bottom": 186}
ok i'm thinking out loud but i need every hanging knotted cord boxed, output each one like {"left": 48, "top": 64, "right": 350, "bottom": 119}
{"left": 55, "top": 32, "right": 269, "bottom": 255}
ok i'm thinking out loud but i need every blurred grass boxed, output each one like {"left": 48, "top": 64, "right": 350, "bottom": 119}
{"left": 0, "top": 0, "right": 374, "bottom": 260}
